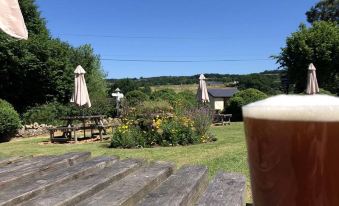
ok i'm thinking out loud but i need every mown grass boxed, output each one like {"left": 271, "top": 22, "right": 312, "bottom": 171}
{"left": 0, "top": 122, "right": 251, "bottom": 201}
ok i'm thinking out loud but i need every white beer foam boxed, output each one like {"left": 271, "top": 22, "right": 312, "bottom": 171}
{"left": 242, "top": 95, "right": 339, "bottom": 121}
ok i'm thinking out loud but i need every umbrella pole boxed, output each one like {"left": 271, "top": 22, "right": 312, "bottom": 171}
{"left": 81, "top": 107, "right": 85, "bottom": 138}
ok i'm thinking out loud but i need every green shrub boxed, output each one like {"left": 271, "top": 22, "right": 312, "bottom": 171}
{"left": 23, "top": 102, "right": 71, "bottom": 125}
{"left": 110, "top": 124, "right": 144, "bottom": 148}
{"left": 160, "top": 116, "right": 197, "bottom": 146}
{"left": 150, "top": 89, "right": 177, "bottom": 105}
{"left": 110, "top": 115, "right": 199, "bottom": 148}
{"left": 318, "top": 88, "right": 336, "bottom": 96}
{"left": 135, "top": 100, "right": 173, "bottom": 118}
{"left": 0, "top": 99, "right": 21, "bottom": 142}
{"left": 82, "top": 97, "right": 116, "bottom": 116}
{"left": 174, "top": 90, "right": 197, "bottom": 114}
{"left": 125, "top": 90, "right": 149, "bottom": 107}
{"left": 227, "top": 88, "right": 268, "bottom": 121}
{"left": 188, "top": 107, "right": 214, "bottom": 140}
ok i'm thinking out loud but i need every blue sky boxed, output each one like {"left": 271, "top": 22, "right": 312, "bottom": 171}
{"left": 36, "top": 0, "right": 317, "bottom": 78}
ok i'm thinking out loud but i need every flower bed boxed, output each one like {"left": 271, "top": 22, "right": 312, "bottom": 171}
{"left": 111, "top": 106, "right": 215, "bottom": 148}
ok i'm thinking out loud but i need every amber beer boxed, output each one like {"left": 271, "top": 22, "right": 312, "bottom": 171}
{"left": 243, "top": 95, "right": 339, "bottom": 206}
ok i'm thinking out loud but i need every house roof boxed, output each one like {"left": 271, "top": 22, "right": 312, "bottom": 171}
{"left": 208, "top": 88, "right": 238, "bottom": 98}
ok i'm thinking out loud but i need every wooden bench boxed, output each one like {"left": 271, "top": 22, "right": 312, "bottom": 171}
{"left": 47, "top": 126, "right": 78, "bottom": 143}
{"left": 213, "top": 114, "right": 232, "bottom": 126}
{"left": 88, "top": 124, "right": 114, "bottom": 141}
{"left": 0, "top": 153, "right": 247, "bottom": 206}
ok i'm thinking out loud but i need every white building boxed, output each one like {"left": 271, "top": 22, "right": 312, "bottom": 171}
{"left": 207, "top": 88, "right": 238, "bottom": 111}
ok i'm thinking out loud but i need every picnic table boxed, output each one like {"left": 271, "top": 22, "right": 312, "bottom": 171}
{"left": 48, "top": 115, "right": 109, "bottom": 143}
{"left": 213, "top": 114, "right": 232, "bottom": 125}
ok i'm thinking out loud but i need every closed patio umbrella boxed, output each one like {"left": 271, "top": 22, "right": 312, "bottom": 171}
{"left": 0, "top": 0, "right": 28, "bottom": 39}
{"left": 197, "top": 74, "right": 210, "bottom": 103}
{"left": 306, "top": 63, "right": 320, "bottom": 95}
{"left": 70, "top": 65, "right": 91, "bottom": 138}
{"left": 71, "top": 65, "right": 91, "bottom": 108}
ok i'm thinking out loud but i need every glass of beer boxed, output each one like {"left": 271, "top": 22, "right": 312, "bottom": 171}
{"left": 242, "top": 95, "right": 339, "bottom": 206}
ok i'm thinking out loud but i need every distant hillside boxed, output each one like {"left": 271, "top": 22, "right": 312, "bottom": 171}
{"left": 107, "top": 70, "right": 284, "bottom": 95}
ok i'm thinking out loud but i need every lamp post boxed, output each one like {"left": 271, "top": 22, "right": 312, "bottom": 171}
{"left": 111, "top": 88, "right": 124, "bottom": 116}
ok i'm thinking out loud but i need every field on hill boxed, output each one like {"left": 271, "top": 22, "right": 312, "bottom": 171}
{"left": 151, "top": 84, "right": 198, "bottom": 93}
{"left": 150, "top": 83, "right": 226, "bottom": 93}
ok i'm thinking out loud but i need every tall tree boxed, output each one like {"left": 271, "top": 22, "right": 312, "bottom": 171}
{"left": 306, "top": 0, "right": 339, "bottom": 24}
{"left": 0, "top": 0, "right": 108, "bottom": 112}
{"left": 276, "top": 22, "right": 339, "bottom": 94}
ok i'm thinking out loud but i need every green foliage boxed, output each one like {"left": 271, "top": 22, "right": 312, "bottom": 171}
{"left": 139, "top": 85, "right": 152, "bottom": 95}
{"left": 227, "top": 89, "right": 268, "bottom": 121}
{"left": 110, "top": 125, "right": 144, "bottom": 148}
{"left": 0, "top": 99, "right": 21, "bottom": 142}
{"left": 319, "top": 88, "right": 336, "bottom": 95}
{"left": 276, "top": 22, "right": 339, "bottom": 95}
{"left": 176, "top": 90, "right": 197, "bottom": 109}
{"left": 111, "top": 103, "right": 215, "bottom": 148}
{"left": 186, "top": 107, "right": 214, "bottom": 143}
{"left": 160, "top": 117, "right": 197, "bottom": 146}
{"left": 237, "top": 74, "right": 282, "bottom": 95}
{"left": 306, "top": 0, "right": 339, "bottom": 24}
{"left": 81, "top": 97, "right": 115, "bottom": 117}
{"left": 19, "top": 0, "right": 49, "bottom": 37}
{"left": 150, "top": 89, "right": 177, "bottom": 105}
{"left": 125, "top": 90, "right": 149, "bottom": 107}
{"left": 0, "top": 0, "right": 108, "bottom": 113}
{"left": 23, "top": 102, "right": 71, "bottom": 125}
{"left": 71, "top": 45, "right": 108, "bottom": 101}
{"left": 111, "top": 78, "right": 139, "bottom": 94}
{"left": 135, "top": 100, "right": 173, "bottom": 118}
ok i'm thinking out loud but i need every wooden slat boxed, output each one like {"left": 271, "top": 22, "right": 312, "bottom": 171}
{"left": 19, "top": 159, "right": 143, "bottom": 206}
{"left": 0, "top": 156, "right": 29, "bottom": 167}
{"left": 138, "top": 165, "right": 209, "bottom": 206}
{"left": 197, "top": 172, "right": 246, "bottom": 206}
{"left": 77, "top": 162, "right": 174, "bottom": 206}
{"left": 0, "top": 156, "right": 117, "bottom": 206}
{"left": 0, "top": 152, "right": 90, "bottom": 188}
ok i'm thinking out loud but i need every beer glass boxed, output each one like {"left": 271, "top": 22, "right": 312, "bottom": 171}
{"left": 242, "top": 95, "right": 339, "bottom": 206}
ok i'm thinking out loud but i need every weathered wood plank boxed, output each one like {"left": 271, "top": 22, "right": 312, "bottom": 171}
{"left": 138, "top": 165, "right": 209, "bottom": 206}
{"left": 0, "top": 156, "right": 117, "bottom": 206}
{"left": 0, "top": 156, "right": 30, "bottom": 167}
{"left": 19, "top": 159, "right": 144, "bottom": 206}
{"left": 0, "top": 152, "right": 90, "bottom": 188}
{"left": 197, "top": 172, "right": 246, "bottom": 206}
{"left": 0, "top": 156, "right": 55, "bottom": 175}
{"left": 77, "top": 162, "right": 174, "bottom": 206}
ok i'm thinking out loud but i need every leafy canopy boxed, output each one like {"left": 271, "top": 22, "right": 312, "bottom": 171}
{"left": 0, "top": 0, "right": 107, "bottom": 113}
{"left": 306, "top": 0, "right": 339, "bottom": 24}
{"left": 276, "top": 22, "right": 339, "bottom": 94}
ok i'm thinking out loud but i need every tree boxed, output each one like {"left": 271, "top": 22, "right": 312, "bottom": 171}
{"left": 150, "top": 89, "right": 177, "bottom": 105}
{"left": 306, "top": 0, "right": 339, "bottom": 24}
{"left": 125, "top": 90, "right": 149, "bottom": 106}
{"left": 111, "top": 78, "right": 139, "bottom": 94}
{"left": 237, "top": 74, "right": 281, "bottom": 95}
{"left": 276, "top": 22, "right": 339, "bottom": 94}
{"left": 0, "top": 0, "right": 108, "bottom": 112}
{"left": 0, "top": 99, "right": 21, "bottom": 142}
{"left": 227, "top": 89, "right": 268, "bottom": 121}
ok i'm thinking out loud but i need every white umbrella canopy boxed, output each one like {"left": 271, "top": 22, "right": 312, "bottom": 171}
{"left": 306, "top": 63, "right": 320, "bottom": 95}
{"left": 196, "top": 74, "right": 210, "bottom": 103}
{"left": 0, "top": 0, "right": 28, "bottom": 40}
{"left": 70, "top": 65, "right": 91, "bottom": 108}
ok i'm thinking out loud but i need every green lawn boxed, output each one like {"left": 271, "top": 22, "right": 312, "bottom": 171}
{"left": 0, "top": 122, "right": 251, "bottom": 200}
